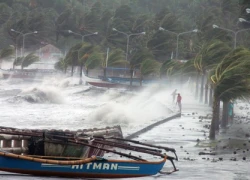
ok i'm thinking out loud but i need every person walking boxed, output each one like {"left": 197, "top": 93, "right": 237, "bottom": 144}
{"left": 171, "top": 89, "right": 177, "bottom": 103}
{"left": 176, "top": 93, "right": 182, "bottom": 112}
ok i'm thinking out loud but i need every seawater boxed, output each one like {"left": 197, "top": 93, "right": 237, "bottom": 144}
{"left": 0, "top": 77, "right": 249, "bottom": 180}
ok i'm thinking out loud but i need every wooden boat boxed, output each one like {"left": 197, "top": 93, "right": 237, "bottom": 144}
{"left": 0, "top": 68, "right": 59, "bottom": 81}
{"left": 0, "top": 134, "right": 178, "bottom": 178}
{"left": 0, "top": 125, "right": 123, "bottom": 158}
{"left": 83, "top": 73, "right": 143, "bottom": 90}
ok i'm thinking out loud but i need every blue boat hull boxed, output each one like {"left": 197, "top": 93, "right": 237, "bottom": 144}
{"left": 0, "top": 152, "right": 166, "bottom": 178}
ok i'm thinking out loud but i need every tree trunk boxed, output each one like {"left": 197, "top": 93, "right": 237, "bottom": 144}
{"left": 140, "top": 75, "right": 143, "bottom": 86}
{"left": 215, "top": 100, "right": 220, "bottom": 131}
{"left": 71, "top": 65, "right": 74, "bottom": 77}
{"left": 79, "top": 63, "right": 83, "bottom": 84}
{"left": 209, "top": 84, "right": 213, "bottom": 107}
{"left": 103, "top": 67, "right": 107, "bottom": 80}
{"left": 209, "top": 94, "right": 219, "bottom": 140}
{"left": 195, "top": 72, "right": 199, "bottom": 100}
{"left": 130, "top": 68, "right": 133, "bottom": 87}
{"left": 86, "top": 68, "right": 89, "bottom": 76}
{"left": 199, "top": 73, "right": 205, "bottom": 103}
{"left": 221, "top": 100, "right": 229, "bottom": 128}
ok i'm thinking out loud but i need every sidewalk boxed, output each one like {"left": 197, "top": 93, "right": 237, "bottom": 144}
{"left": 132, "top": 95, "right": 250, "bottom": 180}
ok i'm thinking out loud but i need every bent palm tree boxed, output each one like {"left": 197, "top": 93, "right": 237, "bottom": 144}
{"left": 103, "top": 48, "right": 127, "bottom": 79}
{"left": 209, "top": 47, "right": 250, "bottom": 139}
{"left": 0, "top": 45, "right": 15, "bottom": 68}
{"left": 140, "top": 59, "right": 160, "bottom": 86}
{"left": 21, "top": 53, "right": 39, "bottom": 69}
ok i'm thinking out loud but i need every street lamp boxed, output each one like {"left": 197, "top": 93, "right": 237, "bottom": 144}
{"left": 68, "top": 30, "right": 98, "bottom": 84}
{"left": 68, "top": 30, "right": 98, "bottom": 42}
{"left": 239, "top": 18, "right": 250, "bottom": 24}
{"left": 213, "top": 24, "right": 250, "bottom": 49}
{"left": 246, "top": 8, "right": 250, "bottom": 14}
{"left": 11, "top": 29, "right": 38, "bottom": 57}
{"left": 159, "top": 27, "right": 198, "bottom": 60}
{"left": 112, "top": 28, "right": 146, "bottom": 61}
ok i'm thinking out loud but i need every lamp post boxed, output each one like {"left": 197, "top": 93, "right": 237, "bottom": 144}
{"left": 213, "top": 24, "right": 250, "bottom": 49}
{"left": 10, "top": 29, "right": 38, "bottom": 57}
{"left": 159, "top": 27, "right": 198, "bottom": 60}
{"left": 239, "top": 18, "right": 250, "bottom": 24}
{"left": 68, "top": 30, "right": 98, "bottom": 42}
{"left": 112, "top": 28, "right": 146, "bottom": 61}
{"left": 68, "top": 30, "right": 98, "bottom": 84}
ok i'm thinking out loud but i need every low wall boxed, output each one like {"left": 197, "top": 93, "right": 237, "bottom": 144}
{"left": 125, "top": 113, "right": 181, "bottom": 140}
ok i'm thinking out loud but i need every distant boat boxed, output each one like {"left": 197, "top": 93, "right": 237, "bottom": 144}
{"left": 83, "top": 73, "right": 142, "bottom": 90}
{"left": 0, "top": 68, "right": 60, "bottom": 81}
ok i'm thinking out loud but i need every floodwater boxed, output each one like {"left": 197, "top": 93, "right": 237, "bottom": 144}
{"left": 0, "top": 76, "right": 249, "bottom": 180}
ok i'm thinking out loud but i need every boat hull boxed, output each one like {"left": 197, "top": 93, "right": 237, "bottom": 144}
{"left": 0, "top": 153, "right": 166, "bottom": 178}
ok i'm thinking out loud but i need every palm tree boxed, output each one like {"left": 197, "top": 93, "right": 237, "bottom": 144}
{"left": 21, "top": 53, "right": 39, "bottom": 69}
{"left": 194, "top": 40, "right": 231, "bottom": 103}
{"left": 140, "top": 59, "right": 160, "bottom": 86}
{"left": 78, "top": 43, "right": 96, "bottom": 83}
{"left": 103, "top": 48, "right": 127, "bottom": 79}
{"left": 0, "top": 45, "right": 15, "bottom": 68}
{"left": 84, "top": 52, "right": 103, "bottom": 76}
{"left": 129, "top": 47, "right": 154, "bottom": 86}
{"left": 54, "top": 57, "right": 68, "bottom": 73}
{"left": 209, "top": 47, "right": 250, "bottom": 139}
{"left": 65, "top": 43, "right": 82, "bottom": 76}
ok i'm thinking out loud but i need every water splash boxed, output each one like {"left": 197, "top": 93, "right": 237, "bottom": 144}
{"left": 7, "top": 86, "right": 65, "bottom": 104}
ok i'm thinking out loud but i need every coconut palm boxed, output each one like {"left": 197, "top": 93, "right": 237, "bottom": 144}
{"left": 78, "top": 43, "right": 96, "bottom": 83}
{"left": 160, "top": 59, "right": 184, "bottom": 87}
{"left": 21, "top": 53, "right": 39, "bottom": 69}
{"left": 84, "top": 52, "right": 103, "bottom": 76}
{"left": 129, "top": 47, "right": 154, "bottom": 86}
{"left": 140, "top": 59, "right": 160, "bottom": 86}
{"left": 54, "top": 57, "right": 68, "bottom": 73}
{"left": 103, "top": 48, "right": 127, "bottom": 79}
{"left": 209, "top": 47, "right": 250, "bottom": 139}
{"left": 0, "top": 45, "right": 15, "bottom": 68}
{"left": 65, "top": 43, "right": 82, "bottom": 76}
{"left": 194, "top": 40, "right": 231, "bottom": 103}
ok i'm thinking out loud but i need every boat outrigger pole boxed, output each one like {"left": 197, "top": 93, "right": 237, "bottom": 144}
{"left": 94, "top": 136, "right": 178, "bottom": 160}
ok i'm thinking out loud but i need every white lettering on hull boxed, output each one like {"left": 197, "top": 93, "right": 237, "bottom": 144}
{"left": 71, "top": 163, "right": 137, "bottom": 171}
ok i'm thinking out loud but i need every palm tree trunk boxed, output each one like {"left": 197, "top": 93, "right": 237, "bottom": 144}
{"left": 140, "top": 75, "right": 143, "bottom": 86}
{"left": 130, "top": 68, "right": 133, "bottom": 86}
{"left": 79, "top": 63, "right": 83, "bottom": 84}
{"left": 215, "top": 100, "right": 220, "bottom": 131}
{"left": 209, "top": 84, "right": 213, "bottom": 107}
{"left": 195, "top": 72, "right": 199, "bottom": 99}
{"left": 199, "top": 73, "right": 205, "bottom": 103}
{"left": 103, "top": 67, "right": 107, "bottom": 80}
{"left": 209, "top": 94, "right": 219, "bottom": 140}
{"left": 71, "top": 65, "right": 74, "bottom": 77}
{"left": 221, "top": 100, "right": 229, "bottom": 128}
{"left": 86, "top": 68, "right": 89, "bottom": 76}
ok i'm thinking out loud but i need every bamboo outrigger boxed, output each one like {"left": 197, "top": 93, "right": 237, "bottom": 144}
{"left": 0, "top": 126, "right": 178, "bottom": 178}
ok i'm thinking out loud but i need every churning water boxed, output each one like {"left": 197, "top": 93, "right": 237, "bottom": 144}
{"left": 0, "top": 75, "right": 249, "bottom": 180}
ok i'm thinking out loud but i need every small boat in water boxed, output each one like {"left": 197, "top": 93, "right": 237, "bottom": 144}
{"left": 0, "top": 126, "right": 178, "bottom": 178}
{"left": 83, "top": 73, "right": 142, "bottom": 90}
{"left": 0, "top": 68, "right": 60, "bottom": 81}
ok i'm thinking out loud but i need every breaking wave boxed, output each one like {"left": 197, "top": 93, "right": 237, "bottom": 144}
{"left": 7, "top": 86, "right": 65, "bottom": 104}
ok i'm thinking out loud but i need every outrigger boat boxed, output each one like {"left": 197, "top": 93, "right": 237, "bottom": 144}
{"left": 0, "top": 126, "right": 178, "bottom": 178}
{"left": 0, "top": 125, "right": 123, "bottom": 158}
